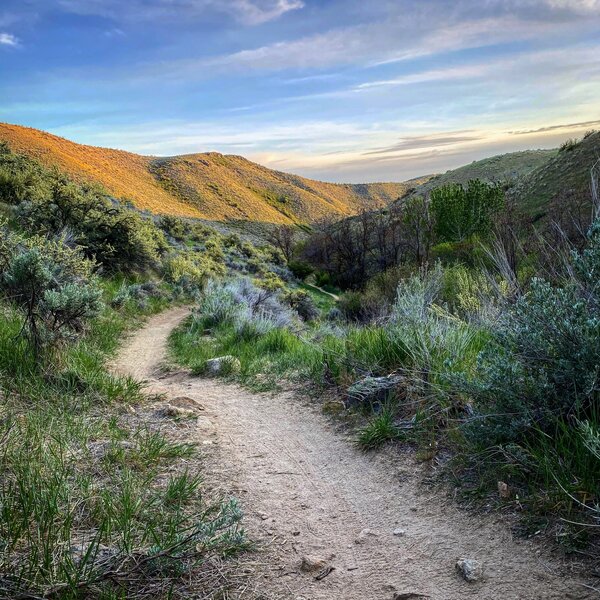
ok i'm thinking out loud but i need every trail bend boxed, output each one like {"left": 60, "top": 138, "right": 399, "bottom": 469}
{"left": 113, "top": 307, "right": 593, "bottom": 600}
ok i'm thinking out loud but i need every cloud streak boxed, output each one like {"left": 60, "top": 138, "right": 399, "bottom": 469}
{"left": 56, "top": 0, "right": 303, "bottom": 25}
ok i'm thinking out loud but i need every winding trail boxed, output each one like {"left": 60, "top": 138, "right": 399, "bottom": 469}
{"left": 114, "top": 308, "right": 594, "bottom": 600}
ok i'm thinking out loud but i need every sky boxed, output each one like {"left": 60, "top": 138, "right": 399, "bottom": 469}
{"left": 0, "top": 0, "right": 599, "bottom": 183}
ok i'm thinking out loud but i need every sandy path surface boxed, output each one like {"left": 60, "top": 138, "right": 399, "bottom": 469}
{"left": 113, "top": 307, "right": 594, "bottom": 600}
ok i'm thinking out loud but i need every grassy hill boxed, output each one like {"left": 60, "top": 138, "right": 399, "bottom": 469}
{"left": 407, "top": 149, "right": 557, "bottom": 198}
{"left": 0, "top": 123, "right": 411, "bottom": 224}
{"left": 511, "top": 130, "right": 600, "bottom": 214}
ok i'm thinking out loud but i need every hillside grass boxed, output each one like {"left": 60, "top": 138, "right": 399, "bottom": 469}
{"left": 0, "top": 122, "right": 408, "bottom": 225}
{"left": 410, "top": 149, "right": 556, "bottom": 198}
{"left": 512, "top": 130, "right": 600, "bottom": 214}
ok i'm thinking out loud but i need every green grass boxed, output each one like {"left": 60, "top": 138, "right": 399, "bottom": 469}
{"left": 358, "top": 409, "right": 403, "bottom": 450}
{"left": 299, "top": 282, "right": 336, "bottom": 313}
{"left": 0, "top": 281, "right": 245, "bottom": 599}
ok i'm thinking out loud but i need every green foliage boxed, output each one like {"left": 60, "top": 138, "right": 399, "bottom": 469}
{"left": 157, "top": 214, "right": 189, "bottom": 240}
{"left": 163, "top": 250, "right": 225, "bottom": 289}
{"left": 0, "top": 228, "right": 102, "bottom": 354}
{"left": 282, "top": 289, "right": 319, "bottom": 321}
{"left": 559, "top": 138, "right": 580, "bottom": 152}
{"left": 358, "top": 409, "right": 402, "bottom": 450}
{"left": 0, "top": 142, "right": 51, "bottom": 205}
{"left": 430, "top": 180, "right": 504, "bottom": 243}
{"left": 18, "top": 177, "right": 168, "bottom": 272}
{"left": 289, "top": 259, "right": 314, "bottom": 280}
{"left": 254, "top": 271, "right": 285, "bottom": 291}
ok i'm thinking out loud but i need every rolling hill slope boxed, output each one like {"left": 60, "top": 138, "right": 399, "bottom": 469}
{"left": 510, "top": 130, "right": 600, "bottom": 214}
{"left": 0, "top": 123, "right": 412, "bottom": 224}
{"left": 408, "top": 149, "right": 557, "bottom": 198}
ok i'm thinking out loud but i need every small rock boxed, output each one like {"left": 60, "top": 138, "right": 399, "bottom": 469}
{"left": 70, "top": 543, "right": 115, "bottom": 566}
{"left": 497, "top": 481, "right": 510, "bottom": 499}
{"left": 170, "top": 396, "right": 205, "bottom": 412}
{"left": 196, "top": 416, "right": 216, "bottom": 434}
{"left": 205, "top": 355, "right": 241, "bottom": 376}
{"left": 355, "top": 528, "right": 378, "bottom": 544}
{"left": 456, "top": 558, "right": 483, "bottom": 582}
{"left": 393, "top": 593, "right": 430, "bottom": 599}
{"left": 393, "top": 528, "right": 406, "bottom": 537}
{"left": 300, "top": 555, "right": 329, "bottom": 573}
{"left": 163, "top": 404, "right": 196, "bottom": 418}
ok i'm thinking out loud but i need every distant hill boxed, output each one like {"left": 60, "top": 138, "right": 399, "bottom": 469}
{"left": 406, "top": 149, "right": 556, "bottom": 199}
{"left": 510, "top": 131, "right": 600, "bottom": 215}
{"left": 0, "top": 123, "right": 413, "bottom": 224}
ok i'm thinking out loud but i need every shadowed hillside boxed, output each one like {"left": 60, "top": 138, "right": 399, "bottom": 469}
{"left": 0, "top": 123, "right": 413, "bottom": 224}
{"left": 511, "top": 130, "right": 600, "bottom": 215}
{"left": 407, "top": 149, "right": 556, "bottom": 198}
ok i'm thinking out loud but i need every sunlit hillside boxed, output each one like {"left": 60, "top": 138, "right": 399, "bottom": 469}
{"left": 0, "top": 123, "right": 414, "bottom": 224}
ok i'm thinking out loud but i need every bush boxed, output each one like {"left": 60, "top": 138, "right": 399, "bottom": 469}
{"left": 0, "top": 229, "right": 102, "bottom": 354}
{"left": 158, "top": 214, "right": 189, "bottom": 240}
{"left": 282, "top": 289, "right": 319, "bottom": 321}
{"left": 19, "top": 180, "right": 168, "bottom": 273}
{"left": 0, "top": 143, "right": 51, "bottom": 205}
{"left": 289, "top": 260, "right": 314, "bottom": 280}
{"left": 559, "top": 138, "right": 580, "bottom": 152}
{"left": 430, "top": 180, "right": 504, "bottom": 244}
{"left": 194, "top": 278, "right": 295, "bottom": 336}
{"left": 465, "top": 219, "right": 600, "bottom": 445}
{"left": 338, "top": 291, "right": 364, "bottom": 322}
{"left": 163, "top": 251, "right": 224, "bottom": 289}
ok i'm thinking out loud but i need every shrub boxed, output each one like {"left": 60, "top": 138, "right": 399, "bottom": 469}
{"left": 158, "top": 214, "right": 189, "bottom": 240}
{"left": 255, "top": 272, "right": 285, "bottom": 291}
{"left": 559, "top": 138, "right": 580, "bottom": 152}
{"left": 195, "top": 278, "right": 295, "bottom": 336}
{"left": 0, "top": 143, "right": 51, "bottom": 205}
{"left": 282, "top": 289, "right": 319, "bottom": 321}
{"left": 465, "top": 219, "right": 600, "bottom": 444}
{"left": 16, "top": 175, "right": 167, "bottom": 273}
{"left": 289, "top": 260, "right": 314, "bottom": 280}
{"left": 338, "top": 291, "right": 364, "bottom": 322}
{"left": 430, "top": 180, "right": 504, "bottom": 244}
{"left": 0, "top": 229, "right": 102, "bottom": 354}
{"left": 163, "top": 251, "right": 224, "bottom": 289}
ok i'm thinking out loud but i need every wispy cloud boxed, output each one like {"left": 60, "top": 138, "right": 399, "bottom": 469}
{"left": 363, "top": 133, "right": 482, "bottom": 156}
{"left": 509, "top": 119, "right": 600, "bottom": 135}
{"left": 0, "top": 32, "right": 19, "bottom": 47}
{"left": 56, "top": 0, "right": 303, "bottom": 25}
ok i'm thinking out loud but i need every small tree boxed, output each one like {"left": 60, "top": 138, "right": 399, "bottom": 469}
{"left": 267, "top": 224, "right": 297, "bottom": 264}
{"left": 430, "top": 180, "right": 504, "bottom": 244}
{"left": 0, "top": 230, "right": 102, "bottom": 355}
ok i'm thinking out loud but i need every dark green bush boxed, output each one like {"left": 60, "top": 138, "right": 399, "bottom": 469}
{"left": 283, "top": 289, "right": 319, "bottom": 321}
{"left": 430, "top": 180, "right": 504, "bottom": 244}
{"left": 289, "top": 260, "right": 314, "bottom": 280}
{"left": 0, "top": 143, "right": 51, "bottom": 205}
{"left": 158, "top": 214, "right": 189, "bottom": 240}
{"left": 18, "top": 177, "right": 167, "bottom": 272}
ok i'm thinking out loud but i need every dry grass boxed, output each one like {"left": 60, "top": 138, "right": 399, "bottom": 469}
{"left": 0, "top": 123, "right": 410, "bottom": 225}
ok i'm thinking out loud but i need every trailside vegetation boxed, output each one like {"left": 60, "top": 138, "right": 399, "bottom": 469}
{"left": 171, "top": 149, "right": 600, "bottom": 557}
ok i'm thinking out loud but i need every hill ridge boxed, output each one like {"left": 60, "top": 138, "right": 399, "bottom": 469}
{"left": 0, "top": 122, "right": 413, "bottom": 224}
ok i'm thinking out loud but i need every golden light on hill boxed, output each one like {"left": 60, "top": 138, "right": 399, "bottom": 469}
{"left": 0, "top": 123, "right": 411, "bottom": 224}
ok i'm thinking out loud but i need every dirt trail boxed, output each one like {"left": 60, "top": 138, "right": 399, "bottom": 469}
{"left": 114, "top": 308, "right": 594, "bottom": 600}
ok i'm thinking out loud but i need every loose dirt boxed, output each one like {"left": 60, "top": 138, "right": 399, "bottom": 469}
{"left": 113, "top": 307, "right": 595, "bottom": 600}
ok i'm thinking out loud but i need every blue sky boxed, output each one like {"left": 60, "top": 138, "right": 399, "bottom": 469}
{"left": 1, "top": 0, "right": 599, "bottom": 182}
